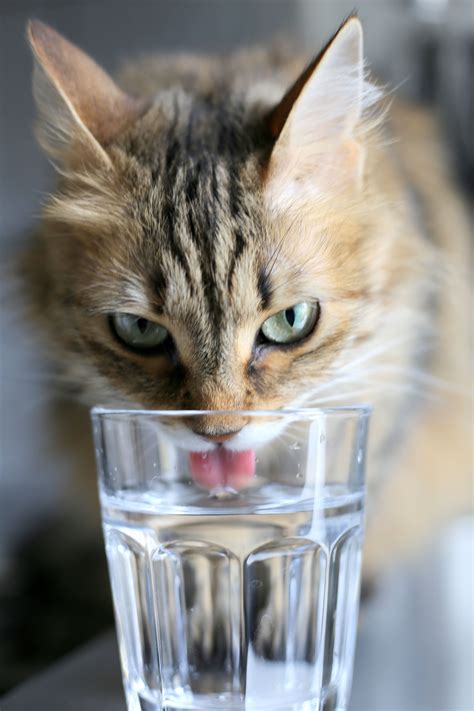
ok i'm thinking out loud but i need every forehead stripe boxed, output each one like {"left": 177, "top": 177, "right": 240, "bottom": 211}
{"left": 257, "top": 267, "right": 272, "bottom": 309}
{"left": 227, "top": 228, "right": 246, "bottom": 291}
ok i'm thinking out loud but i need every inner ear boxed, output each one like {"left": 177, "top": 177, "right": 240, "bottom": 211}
{"left": 268, "top": 42, "right": 333, "bottom": 141}
{"left": 262, "top": 16, "right": 380, "bottom": 205}
{"left": 28, "top": 19, "right": 149, "bottom": 163}
{"left": 267, "top": 15, "right": 364, "bottom": 144}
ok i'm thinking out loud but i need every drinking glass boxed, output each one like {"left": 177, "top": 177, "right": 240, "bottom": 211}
{"left": 92, "top": 406, "right": 370, "bottom": 711}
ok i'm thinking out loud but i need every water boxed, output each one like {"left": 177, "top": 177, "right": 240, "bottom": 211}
{"left": 102, "top": 482, "right": 364, "bottom": 711}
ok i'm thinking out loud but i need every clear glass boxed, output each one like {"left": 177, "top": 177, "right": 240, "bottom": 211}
{"left": 92, "top": 407, "right": 371, "bottom": 711}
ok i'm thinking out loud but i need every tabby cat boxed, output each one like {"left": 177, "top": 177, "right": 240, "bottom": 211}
{"left": 25, "top": 16, "right": 471, "bottom": 579}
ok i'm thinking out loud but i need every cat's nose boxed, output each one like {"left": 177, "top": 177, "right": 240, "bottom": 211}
{"left": 193, "top": 428, "right": 243, "bottom": 443}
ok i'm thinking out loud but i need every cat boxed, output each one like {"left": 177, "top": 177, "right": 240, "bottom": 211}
{"left": 23, "top": 15, "right": 471, "bottom": 583}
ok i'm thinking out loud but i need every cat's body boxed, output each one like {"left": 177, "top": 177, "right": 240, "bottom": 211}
{"left": 25, "top": 18, "right": 471, "bottom": 578}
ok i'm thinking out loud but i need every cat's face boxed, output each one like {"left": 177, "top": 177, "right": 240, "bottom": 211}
{"left": 28, "top": 18, "right": 389, "bottom": 451}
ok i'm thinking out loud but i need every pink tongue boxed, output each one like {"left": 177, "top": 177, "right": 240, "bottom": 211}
{"left": 189, "top": 449, "right": 256, "bottom": 490}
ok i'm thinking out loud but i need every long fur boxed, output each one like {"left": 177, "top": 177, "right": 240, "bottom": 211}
{"left": 24, "top": 19, "right": 472, "bottom": 578}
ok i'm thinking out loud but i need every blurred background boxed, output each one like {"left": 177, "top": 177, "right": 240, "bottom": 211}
{"left": 0, "top": 0, "right": 472, "bottom": 707}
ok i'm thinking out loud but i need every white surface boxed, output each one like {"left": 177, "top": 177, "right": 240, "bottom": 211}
{"left": 351, "top": 517, "right": 474, "bottom": 710}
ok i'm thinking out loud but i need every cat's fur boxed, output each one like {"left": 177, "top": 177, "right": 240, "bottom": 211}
{"left": 25, "top": 17, "right": 471, "bottom": 577}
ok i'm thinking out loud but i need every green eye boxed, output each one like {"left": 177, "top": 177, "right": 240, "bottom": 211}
{"left": 111, "top": 313, "right": 169, "bottom": 351}
{"left": 260, "top": 302, "right": 320, "bottom": 345}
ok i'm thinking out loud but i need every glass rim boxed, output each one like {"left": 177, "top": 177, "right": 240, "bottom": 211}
{"left": 91, "top": 404, "right": 372, "bottom": 420}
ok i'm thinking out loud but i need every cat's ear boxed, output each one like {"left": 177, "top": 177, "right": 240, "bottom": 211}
{"left": 265, "top": 17, "right": 377, "bottom": 209}
{"left": 27, "top": 19, "right": 148, "bottom": 168}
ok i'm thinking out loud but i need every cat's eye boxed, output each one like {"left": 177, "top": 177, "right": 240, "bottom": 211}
{"left": 110, "top": 313, "right": 169, "bottom": 351}
{"left": 260, "top": 302, "right": 320, "bottom": 345}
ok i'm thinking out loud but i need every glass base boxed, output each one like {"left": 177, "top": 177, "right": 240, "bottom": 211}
{"left": 125, "top": 687, "right": 346, "bottom": 711}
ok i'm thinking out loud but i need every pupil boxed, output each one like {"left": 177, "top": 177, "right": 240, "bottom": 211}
{"left": 137, "top": 318, "right": 148, "bottom": 334}
{"left": 285, "top": 308, "right": 296, "bottom": 327}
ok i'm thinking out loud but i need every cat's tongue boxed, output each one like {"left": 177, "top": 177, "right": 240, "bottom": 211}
{"left": 189, "top": 448, "right": 255, "bottom": 490}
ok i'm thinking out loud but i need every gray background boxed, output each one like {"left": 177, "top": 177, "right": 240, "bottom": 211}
{"left": 1, "top": 0, "right": 473, "bottom": 705}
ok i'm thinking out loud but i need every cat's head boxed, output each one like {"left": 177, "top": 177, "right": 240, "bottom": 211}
{"left": 28, "top": 17, "right": 390, "bottom": 453}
